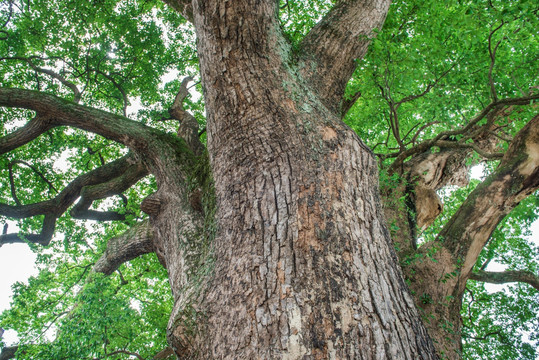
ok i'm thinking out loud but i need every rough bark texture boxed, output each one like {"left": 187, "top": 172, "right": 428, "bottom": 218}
{"left": 0, "top": 346, "right": 18, "bottom": 360}
{"left": 93, "top": 220, "right": 155, "bottom": 275}
{"left": 469, "top": 270, "right": 539, "bottom": 290}
{"left": 152, "top": 0, "right": 440, "bottom": 358}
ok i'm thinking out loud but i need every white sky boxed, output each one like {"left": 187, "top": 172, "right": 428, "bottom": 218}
{"left": 0, "top": 244, "right": 38, "bottom": 345}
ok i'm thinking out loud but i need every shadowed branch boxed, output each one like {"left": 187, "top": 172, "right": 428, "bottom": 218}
{"left": 0, "top": 153, "right": 147, "bottom": 247}
{"left": 93, "top": 220, "right": 154, "bottom": 275}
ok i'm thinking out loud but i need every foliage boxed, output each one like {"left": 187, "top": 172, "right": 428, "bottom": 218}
{"left": 462, "top": 280, "right": 538, "bottom": 360}
{"left": 347, "top": 0, "right": 538, "bottom": 157}
{"left": 0, "top": 219, "right": 172, "bottom": 358}
{"left": 0, "top": 0, "right": 537, "bottom": 358}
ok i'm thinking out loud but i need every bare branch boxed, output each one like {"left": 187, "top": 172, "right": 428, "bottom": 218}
{"left": 169, "top": 77, "right": 204, "bottom": 156}
{"left": 299, "top": 0, "right": 391, "bottom": 112}
{"left": 408, "top": 121, "right": 440, "bottom": 146}
{"left": 435, "top": 140, "right": 504, "bottom": 159}
{"left": 386, "top": 93, "right": 539, "bottom": 168}
{"left": 70, "top": 160, "right": 148, "bottom": 221}
{"left": 92, "top": 68, "right": 129, "bottom": 116}
{"left": 7, "top": 161, "right": 21, "bottom": 206}
{"left": 8, "top": 160, "right": 58, "bottom": 207}
{"left": 470, "top": 270, "right": 539, "bottom": 290}
{"left": 394, "top": 63, "right": 457, "bottom": 109}
{"left": 0, "top": 213, "right": 56, "bottom": 246}
{"left": 93, "top": 220, "right": 154, "bottom": 275}
{"left": 171, "top": 76, "right": 193, "bottom": 115}
{"left": 487, "top": 22, "right": 505, "bottom": 102}
{"left": 466, "top": 330, "right": 502, "bottom": 341}
{"left": 341, "top": 90, "right": 361, "bottom": 117}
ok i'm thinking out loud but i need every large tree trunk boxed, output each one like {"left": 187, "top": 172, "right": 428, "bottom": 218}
{"left": 155, "top": 0, "right": 438, "bottom": 358}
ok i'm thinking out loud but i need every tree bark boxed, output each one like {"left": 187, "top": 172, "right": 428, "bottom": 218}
{"left": 145, "top": 0, "right": 439, "bottom": 358}
{"left": 469, "top": 270, "right": 539, "bottom": 290}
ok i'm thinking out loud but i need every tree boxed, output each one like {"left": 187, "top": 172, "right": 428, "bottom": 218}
{"left": 0, "top": 0, "right": 538, "bottom": 358}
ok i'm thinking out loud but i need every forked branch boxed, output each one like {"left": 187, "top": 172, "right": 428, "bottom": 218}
{"left": 437, "top": 114, "right": 539, "bottom": 289}
{"left": 299, "top": 0, "right": 391, "bottom": 112}
{"left": 386, "top": 93, "right": 539, "bottom": 170}
{"left": 0, "top": 153, "right": 147, "bottom": 247}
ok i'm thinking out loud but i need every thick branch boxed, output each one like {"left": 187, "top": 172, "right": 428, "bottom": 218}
{"left": 153, "top": 347, "right": 175, "bottom": 359}
{"left": 341, "top": 90, "right": 361, "bottom": 117}
{"left": 0, "top": 115, "right": 54, "bottom": 155}
{"left": 93, "top": 220, "right": 154, "bottom": 275}
{"left": 438, "top": 114, "right": 539, "bottom": 286}
{"left": 470, "top": 270, "right": 539, "bottom": 290}
{"left": 0, "top": 88, "right": 156, "bottom": 151}
{"left": 0, "top": 154, "right": 139, "bottom": 218}
{"left": 299, "top": 0, "right": 391, "bottom": 112}
{"left": 92, "top": 68, "right": 128, "bottom": 116}
{"left": 70, "top": 161, "right": 148, "bottom": 220}
{"left": 0, "top": 214, "right": 57, "bottom": 246}
{"left": 0, "top": 346, "right": 18, "bottom": 360}
{"left": 435, "top": 140, "right": 504, "bottom": 159}
{"left": 169, "top": 77, "right": 204, "bottom": 156}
